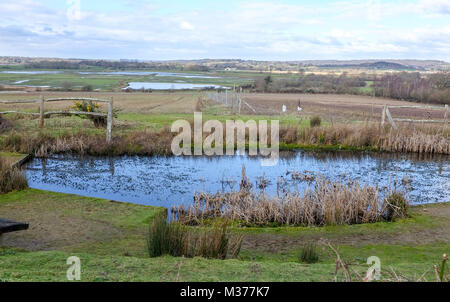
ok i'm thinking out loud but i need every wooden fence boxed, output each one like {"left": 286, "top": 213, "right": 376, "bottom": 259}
{"left": 205, "top": 91, "right": 256, "bottom": 114}
{"left": 0, "top": 97, "right": 114, "bottom": 142}
{"left": 381, "top": 104, "right": 448, "bottom": 130}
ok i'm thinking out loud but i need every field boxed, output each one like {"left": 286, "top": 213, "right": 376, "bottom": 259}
{"left": 0, "top": 188, "right": 449, "bottom": 281}
{"left": 242, "top": 93, "right": 448, "bottom": 121}
{"left": 0, "top": 70, "right": 253, "bottom": 91}
{"left": 0, "top": 87, "right": 449, "bottom": 282}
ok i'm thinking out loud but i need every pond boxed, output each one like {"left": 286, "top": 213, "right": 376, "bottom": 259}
{"left": 123, "top": 82, "right": 229, "bottom": 90}
{"left": 25, "top": 151, "right": 450, "bottom": 208}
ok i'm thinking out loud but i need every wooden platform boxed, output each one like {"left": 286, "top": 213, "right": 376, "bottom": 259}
{"left": 0, "top": 218, "right": 29, "bottom": 234}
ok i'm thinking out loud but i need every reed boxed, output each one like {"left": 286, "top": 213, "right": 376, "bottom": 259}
{"left": 172, "top": 170, "right": 409, "bottom": 227}
{"left": 0, "top": 157, "right": 28, "bottom": 194}
{"left": 280, "top": 123, "right": 450, "bottom": 154}
{"left": 147, "top": 213, "right": 243, "bottom": 259}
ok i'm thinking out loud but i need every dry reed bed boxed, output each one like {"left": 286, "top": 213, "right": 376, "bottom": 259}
{"left": 172, "top": 168, "right": 409, "bottom": 227}
{"left": 0, "top": 121, "right": 448, "bottom": 157}
{"left": 0, "top": 157, "right": 28, "bottom": 194}
{"left": 280, "top": 123, "right": 449, "bottom": 154}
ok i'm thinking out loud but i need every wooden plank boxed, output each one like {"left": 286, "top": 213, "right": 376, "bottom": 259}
{"left": 243, "top": 100, "right": 256, "bottom": 113}
{"left": 393, "top": 118, "right": 449, "bottom": 124}
{"left": 388, "top": 105, "right": 445, "bottom": 110}
{"left": 44, "top": 111, "right": 107, "bottom": 117}
{"left": 0, "top": 219, "right": 29, "bottom": 234}
{"left": 0, "top": 100, "right": 38, "bottom": 104}
{"left": 0, "top": 111, "right": 39, "bottom": 116}
{"left": 45, "top": 97, "right": 111, "bottom": 103}
{"left": 10, "top": 154, "right": 33, "bottom": 169}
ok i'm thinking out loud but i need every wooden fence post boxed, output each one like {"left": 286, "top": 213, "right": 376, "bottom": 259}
{"left": 381, "top": 104, "right": 386, "bottom": 126}
{"left": 238, "top": 95, "right": 242, "bottom": 114}
{"left": 445, "top": 105, "right": 448, "bottom": 124}
{"left": 385, "top": 107, "right": 398, "bottom": 130}
{"left": 39, "top": 95, "right": 45, "bottom": 128}
{"left": 106, "top": 97, "right": 113, "bottom": 143}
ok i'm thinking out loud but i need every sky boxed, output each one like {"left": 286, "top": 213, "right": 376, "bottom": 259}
{"left": 0, "top": 0, "right": 449, "bottom": 61}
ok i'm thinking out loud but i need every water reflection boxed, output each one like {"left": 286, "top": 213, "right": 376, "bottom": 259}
{"left": 25, "top": 151, "right": 450, "bottom": 208}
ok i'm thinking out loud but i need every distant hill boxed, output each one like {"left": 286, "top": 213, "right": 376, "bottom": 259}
{"left": 297, "top": 59, "right": 449, "bottom": 70}
{"left": 320, "top": 61, "right": 419, "bottom": 70}
{"left": 0, "top": 56, "right": 448, "bottom": 72}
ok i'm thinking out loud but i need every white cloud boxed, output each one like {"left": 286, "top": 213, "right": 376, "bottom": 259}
{"left": 180, "top": 21, "right": 194, "bottom": 31}
{"left": 0, "top": 0, "right": 449, "bottom": 61}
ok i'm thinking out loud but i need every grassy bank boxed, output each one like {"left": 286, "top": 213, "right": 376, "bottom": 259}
{"left": 0, "top": 189, "right": 448, "bottom": 281}
{"left": 0, "top": 91, "right": 448, "bottom": 156}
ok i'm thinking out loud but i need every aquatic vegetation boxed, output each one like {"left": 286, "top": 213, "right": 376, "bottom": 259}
{"left": 147, "top": 213, "right": 242, "bottom": 259}
{"left": 172, "top": 168, "right": 410, "bottom": 227}
{"left": 0, "top": 157, "right": 28, "bottom": 194}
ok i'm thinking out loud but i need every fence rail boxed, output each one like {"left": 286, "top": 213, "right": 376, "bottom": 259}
{"left": 381, "top": 104, "right": 448, "bottom": 129}
{"left": 205, "top": 91, "right": 256, "bottom": 114}
{"left": 0, "top": 96, "right": 114, "bottom": 142}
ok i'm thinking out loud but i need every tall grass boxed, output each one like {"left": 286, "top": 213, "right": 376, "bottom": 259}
{"left": 172, "top": 171, "right": 409, "bottom": 227}
{"left": 299, "top": 242, "right": 319, "bottom": 264}
{"left": 280, "top": 123, "right": 450, "bottom": 154}
{"left": 0, "top": 120, "right": 448, "bottom": 157}
{"left": 0, "top": 157, "right": 28, "bottom": 194}
{"left": 147, "top": 213, "right": 243, "bottom": 259}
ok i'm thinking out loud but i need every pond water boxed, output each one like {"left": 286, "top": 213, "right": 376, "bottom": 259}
{"left": 25, "top": 151, "right": 450, "bottom": 208}
{"left": 123, "top": 82, "right": 229, "bottom": 90}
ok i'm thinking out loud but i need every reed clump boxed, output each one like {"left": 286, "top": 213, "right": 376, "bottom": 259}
{"left": 147, "top": 213, "right": 243, "bottom": 259}
{"left": 280, "top": 123, "right": 450, "bottom": 154}
{"left": 299, "top": 242, "right": 320, "bottom": 264}
{"left": 0, "top": 157, "right": 28, "bottom": 194}
{"left": 172, "top": 171, "right": 409, "bottom": 227}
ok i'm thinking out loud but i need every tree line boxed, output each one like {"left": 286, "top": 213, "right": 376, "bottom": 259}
{"left": 247, "top": 72, "right": 449, "bottom": 104}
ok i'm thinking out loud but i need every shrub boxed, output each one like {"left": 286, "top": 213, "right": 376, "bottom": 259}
{"left": 70, "top": 100, "right": 106, "bottom": 127}
{"left": 0, "top": 157, "right": 28, "bottom": 194}
{"left": 299, "top": 242, "right": 319, "bottom": 264}
{"left": 61, "top": 81, "right": 74, "bottom": 91}
{"left": 82, "top": 85, "right": 93, "bottom": 91}
{"left": 147, "top": 213, "right": 243, "bottom": 259}
{"left": 310, "top": 116, "right": 322, "bottom": 127}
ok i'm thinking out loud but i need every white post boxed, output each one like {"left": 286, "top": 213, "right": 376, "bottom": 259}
{"left": 39, "top": 95, "right": 45, "bottom": 128}
{"left": 106, "top": 97, "right": 113, "bottom": 142}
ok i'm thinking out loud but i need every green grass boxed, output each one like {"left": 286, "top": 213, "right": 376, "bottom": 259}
{"left": 0, "top": 189, "right": 448, "bottom": 281}
{"left": 0, "top": 243, "right": 446, "bottom": 282}
{"left": 0, "top": 70, "right": 253, "bottom": 91}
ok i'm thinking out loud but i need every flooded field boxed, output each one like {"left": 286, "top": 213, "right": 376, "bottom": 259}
{"left": 123, "top": 82, "right": 229, "bottom": 90}
{"left": 25, "top": 151, "right": 450, "bottom": 208}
